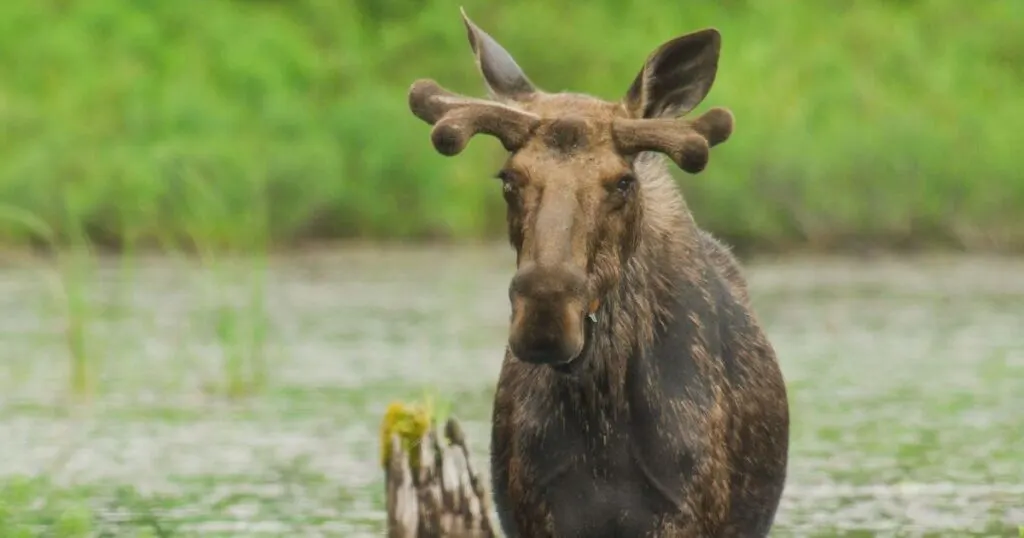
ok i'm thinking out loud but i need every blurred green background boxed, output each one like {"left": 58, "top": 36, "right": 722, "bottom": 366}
{"left": 0, "top": 0, "right": 1021, "bottom": 253}
{"left": 1, "top": 3, "right": 1023, "bottom": 535}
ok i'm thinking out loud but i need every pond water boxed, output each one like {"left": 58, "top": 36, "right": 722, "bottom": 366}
{"left": 1, "top": 245, "right": 1022, "bottom": 536}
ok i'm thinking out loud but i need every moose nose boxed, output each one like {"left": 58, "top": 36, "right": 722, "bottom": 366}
{"left": 507, "top": 263, "right": 589, "bottom": 365}
{"left": 509, "top": 262, "right": 588, "bottom": 303}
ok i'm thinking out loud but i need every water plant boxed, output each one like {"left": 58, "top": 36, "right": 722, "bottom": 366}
{"left": 0, "top": 204, "right": 99, "bottom": 401}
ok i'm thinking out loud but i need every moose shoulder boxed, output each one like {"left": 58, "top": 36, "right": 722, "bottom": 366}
{"left": 408, "top": 10, "right": 790, "bottom": 538}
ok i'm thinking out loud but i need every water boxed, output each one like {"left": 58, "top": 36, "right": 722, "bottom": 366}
{"left": 1, "top": 246, "right": 1022, "bottom": 536}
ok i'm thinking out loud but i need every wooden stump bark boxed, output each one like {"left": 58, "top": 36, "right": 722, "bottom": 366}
{"left": 382, "top": 409, "right": 497, "bottom": 538}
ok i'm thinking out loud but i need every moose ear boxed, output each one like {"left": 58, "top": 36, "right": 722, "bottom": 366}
{"left": 623, "top": 29, "right": 722, "bottom": 119}
{"left": 460, "top": 8, "right": 537, "bottom": 101}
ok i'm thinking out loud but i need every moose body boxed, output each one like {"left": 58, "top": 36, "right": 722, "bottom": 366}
{"left": 408, "top": 10, "right": 789, "bottom": 537}
{"left": 490, "top": 224, "right": 788, "bottom": 537}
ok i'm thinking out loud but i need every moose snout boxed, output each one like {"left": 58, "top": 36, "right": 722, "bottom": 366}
{"left": 507, "top": 263, "right": 589, "bottom": 365}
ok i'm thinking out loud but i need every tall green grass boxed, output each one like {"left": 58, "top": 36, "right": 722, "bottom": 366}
{"left": 0, "top": 197, "right": 274, "bottom": 402}
{"left": 199, "top": 255, "right": 271, "bottom": 399}
{"left": 172, "top": 157, "right": 273, "bottom": 397}
{"left": 0, "top": 205, "right": 100, "bottom": 401}
{"left": 0, "top": 0, "right": 1020, "bottom": 252}
{"left": 0, "top": 153, "right": 274, "bottom": 402}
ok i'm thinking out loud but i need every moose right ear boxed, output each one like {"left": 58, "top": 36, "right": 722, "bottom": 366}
{"left": 622, "top": 29, "right": 722, "bottom": 119}
{"left": 460, "top": 8, "right": 537, "bottom": 101}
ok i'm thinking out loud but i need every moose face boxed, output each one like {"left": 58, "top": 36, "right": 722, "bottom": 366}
{"left": 408, "top": 10, "right": 735, "bottom": 367}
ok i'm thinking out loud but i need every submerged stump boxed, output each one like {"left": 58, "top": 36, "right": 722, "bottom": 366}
{"left": 381, "top": 402, "right": 497, "bottom": 538}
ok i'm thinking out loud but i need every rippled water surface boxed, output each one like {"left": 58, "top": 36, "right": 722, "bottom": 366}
{"left": 1, "top": 246, "right": 1022, "bottom": 536}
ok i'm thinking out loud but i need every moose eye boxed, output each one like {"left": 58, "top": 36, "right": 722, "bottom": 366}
{"left": 495, "top": 169, "right": 519, "bottom": 197}
{"left": 615, "top": 174, "right": 637, "bottom": 194}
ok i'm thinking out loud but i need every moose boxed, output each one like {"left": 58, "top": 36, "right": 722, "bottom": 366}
{"left": 408, "top": 10, "right": 790, "bottom": 538}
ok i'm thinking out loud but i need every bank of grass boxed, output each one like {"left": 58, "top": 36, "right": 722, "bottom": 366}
{"left": 0, "top": 0, "right": 1021, "bottom": 253}
{"left": 1, "top": 165, "right": 273, "bottom": 401}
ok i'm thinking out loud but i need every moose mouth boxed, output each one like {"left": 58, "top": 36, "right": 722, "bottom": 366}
{"left": 548, "top": 310, "right": 597, "bottom": 376}
{"left": 505, "top": 264, "right": 599, "bottom": 373}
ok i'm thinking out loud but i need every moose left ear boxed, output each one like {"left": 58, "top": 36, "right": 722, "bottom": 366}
{"left": 461, "top": 8, "right": 537, "bottom": 101}
{"left": 622, "top": 28, "right": 722, "bottom": 119}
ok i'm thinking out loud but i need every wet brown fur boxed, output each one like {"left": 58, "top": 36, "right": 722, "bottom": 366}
{"left": 408, "top": 11, "right": 789, "bottom": 537}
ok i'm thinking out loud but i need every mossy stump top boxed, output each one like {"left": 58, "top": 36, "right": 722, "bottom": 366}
{"left": 380, "top": 401, "right": 497, "bottom": 538}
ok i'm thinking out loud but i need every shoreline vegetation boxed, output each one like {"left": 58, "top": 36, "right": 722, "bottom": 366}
{"left": 0, "top": 1, "right": 1021, "bottom": 256}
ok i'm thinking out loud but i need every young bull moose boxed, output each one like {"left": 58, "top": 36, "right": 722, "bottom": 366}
{"left": 407, "top": 10, "right": 789, "bottom": 538}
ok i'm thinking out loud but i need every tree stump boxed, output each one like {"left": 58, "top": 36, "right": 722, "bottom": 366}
{"left": 381, "top": 402, "right": 497, "bottom": 538}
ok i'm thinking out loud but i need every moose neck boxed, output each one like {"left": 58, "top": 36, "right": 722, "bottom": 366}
{"left": 566, "top": 152, "right": 706, "bottom": 405}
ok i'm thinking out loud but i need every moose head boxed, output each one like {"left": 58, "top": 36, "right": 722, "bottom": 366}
{"left": 408, "top": 9, "right": 734, "bottom": 368}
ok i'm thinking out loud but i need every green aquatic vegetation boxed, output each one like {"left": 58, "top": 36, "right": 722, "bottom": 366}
{"left": 0, "top": 0, "right": 1020, "bottom": 252}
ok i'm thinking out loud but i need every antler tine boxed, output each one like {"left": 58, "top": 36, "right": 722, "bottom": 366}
{"left": 612, "top": 107, "right": 735, "bottom": 174}
{"left": 408, "top": 79, "right": 540, "bottom": 156}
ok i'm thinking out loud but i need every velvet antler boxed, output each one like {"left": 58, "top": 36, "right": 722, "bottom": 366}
{"left": 408, "top": 79, "right": 540, "bottom": 156}
{"left": 612, "top": 107, "right": 735, "bottom": 174}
